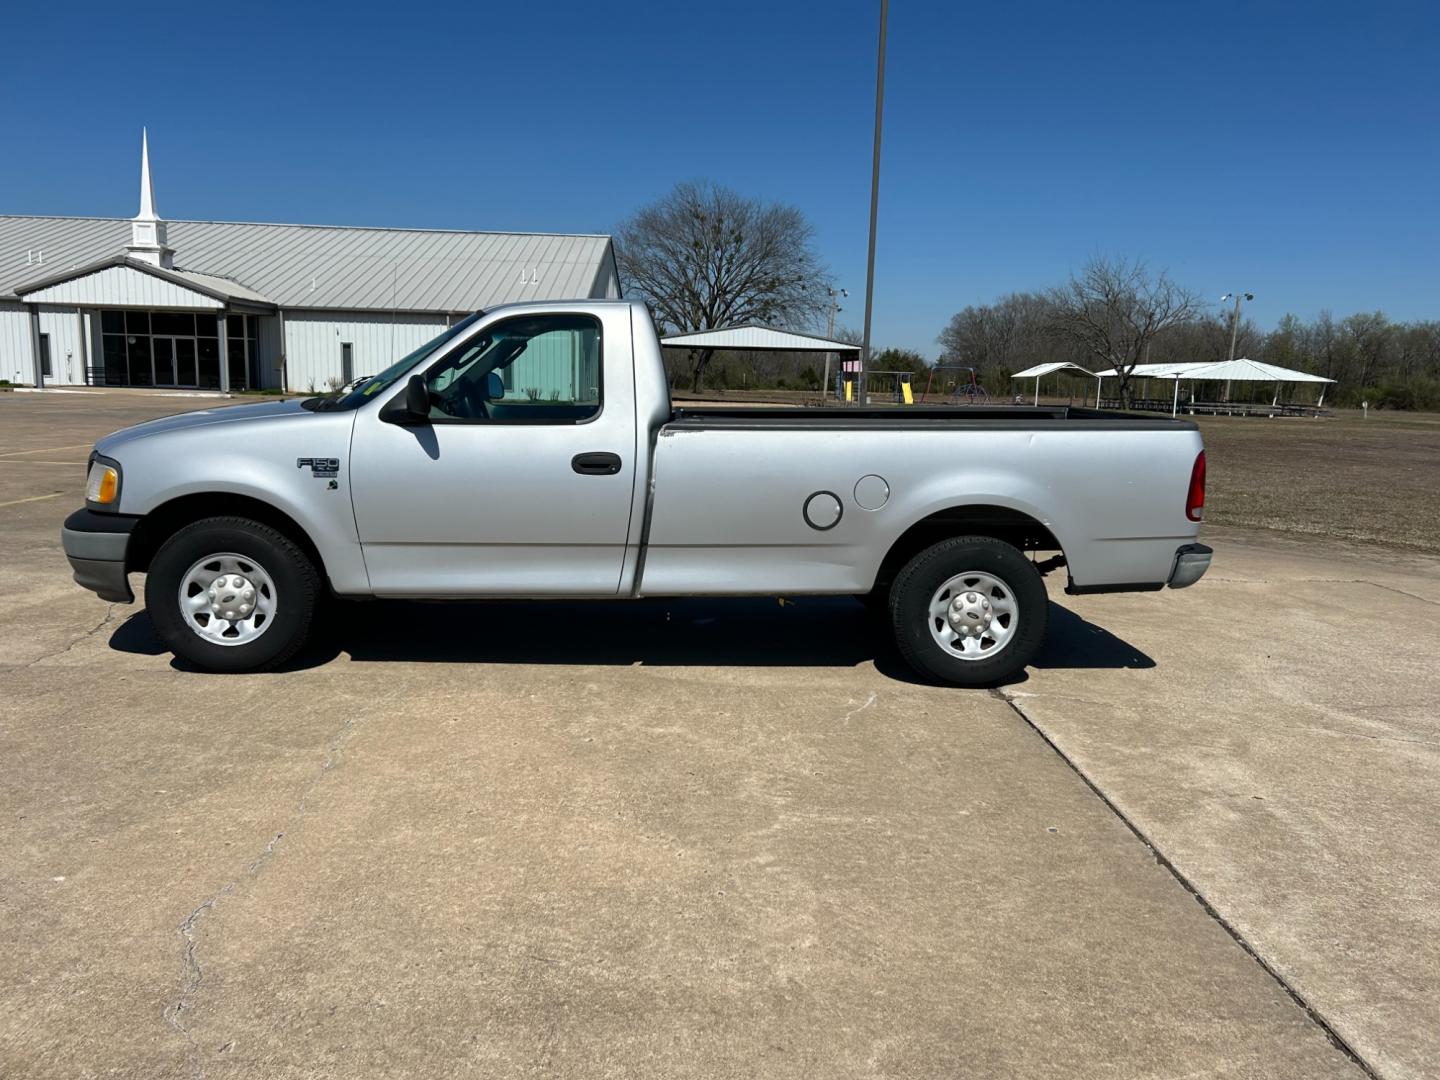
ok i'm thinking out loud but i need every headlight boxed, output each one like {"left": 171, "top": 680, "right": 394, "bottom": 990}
{"left": 86, "top": 460, "right": 120, "bottom": 507}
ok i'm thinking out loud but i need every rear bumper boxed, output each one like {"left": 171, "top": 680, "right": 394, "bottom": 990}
{"left": 61, "top": 509, "right": 139, "bottom": 603}
{"left": 1066, "top": 540, "right": 1213, "bottom": 594}
{"left": 1167, "top": 542, "right": 1213, "bottom": 589}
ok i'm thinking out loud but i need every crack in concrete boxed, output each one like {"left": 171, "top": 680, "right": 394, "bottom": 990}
{"left": 1012, "top": 690, "right": 1440, "bottom": 749}
{"left": 1276, "top": 724, "right": 1440, "bottom": 750}
{"left": 23, "top": 604, "right": 119, "bottom": 667}
{"left": 990, "top": 687, "right": 1380, "bottom": 1080}
{"left": 843, "top": 691, "right": 877, "bottom": 722}
{"left": 1205, "top": 577, "right": 1440, "bottom": 607}
{"left": 163, "top": 714, "right": 362, "bottom": 1078}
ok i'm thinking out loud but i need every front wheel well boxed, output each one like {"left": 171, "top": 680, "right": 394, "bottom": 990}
{"left": 127, "top": 494, "right": 329, "bottom": 585}
{"left": 871, "top": 505, "right": 1063, "bottom": 594}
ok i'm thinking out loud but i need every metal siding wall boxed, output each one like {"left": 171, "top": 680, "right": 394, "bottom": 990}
{"left": 499, "top": 329, "right": 598, "bottom": 402}
{"left": 590, "top": 258, "right": 620, "bottom": 299}
{"left": 37, "top": 306, "right": 83, "bottom": 385}
{"left": 0, "top": 302, "right": 31, "bottom": 384}
{"left": 504, "top": 333, "right": 569, "bottom": 400}
{"left": 282, "top": 310, "right": 449, "bottom": 392}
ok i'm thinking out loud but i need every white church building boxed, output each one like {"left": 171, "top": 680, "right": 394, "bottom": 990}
{"left": 1, "top": 133, "right": 621, "bottom": 392}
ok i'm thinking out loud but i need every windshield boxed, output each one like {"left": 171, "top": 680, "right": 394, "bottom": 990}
{"left": 316, "top": 314, "right": 482, "bottom": 411}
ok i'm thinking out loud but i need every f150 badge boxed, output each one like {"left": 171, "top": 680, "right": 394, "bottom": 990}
{"left": 297, "top": 457, "right": 341, "bottom": 479}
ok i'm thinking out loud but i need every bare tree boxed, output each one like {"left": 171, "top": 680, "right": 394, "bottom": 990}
{"left": 936, "top": 292, "right": 1057, "bottom": 384}
{"left": 615, "top": 181, "right": 830, "bottom": 391}
{"left": 1047, "top": 256, "right": 1202, "bottom": 406}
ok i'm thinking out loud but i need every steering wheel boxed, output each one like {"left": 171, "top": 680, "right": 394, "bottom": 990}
{"left": 456, "top": 378, "right": 490, "bottom": 420}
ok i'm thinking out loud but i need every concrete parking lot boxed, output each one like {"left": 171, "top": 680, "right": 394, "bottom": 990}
{"left": 2, "top": 390, "right": 1437, "bottom": 1079}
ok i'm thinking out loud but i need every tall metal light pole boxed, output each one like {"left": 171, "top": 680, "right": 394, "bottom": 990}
{"left": 1220, "top": 291, "right": 1253, "bottom": 403}
{"left": 859, "top": 0, "right": 889, "bottom": 405}
{"left": 827, "top": 286, "right": 848, "bottom": 339}
{"left": 1221, "top": 291, "right": 1254, "bottom": 364}
{"left": 824, "top": 286, "right": 847, "bottom": 401}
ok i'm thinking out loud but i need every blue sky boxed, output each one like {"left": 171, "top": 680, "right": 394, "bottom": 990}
{"left": 3, "top": 0, "right": 1435, "bottom": 357}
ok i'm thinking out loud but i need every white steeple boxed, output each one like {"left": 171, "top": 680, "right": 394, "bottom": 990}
{"left": 128, "top": 128, "right": 174, "bottom": 269}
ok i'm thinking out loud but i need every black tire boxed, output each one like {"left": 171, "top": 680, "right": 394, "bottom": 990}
{"left": 145, "top": 516, "right": 320, "bottom": 673}
{"left": 854, "top": 588, "right": 890, "bottom": 619}
{"left": 888, "top": 535, "right": 1048, "bottom": 687}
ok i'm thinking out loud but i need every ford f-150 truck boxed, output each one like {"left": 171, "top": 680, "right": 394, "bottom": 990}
{"left": 61, "top": 299, "right": 1211, "bottom": 684}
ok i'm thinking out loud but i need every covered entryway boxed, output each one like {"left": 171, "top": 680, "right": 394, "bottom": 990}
{"left": 13, "top": 256, "right": 276, "bottom": 392}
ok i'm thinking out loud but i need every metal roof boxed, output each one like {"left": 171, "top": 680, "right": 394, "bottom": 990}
{"left": 1095, "top": 358, "right": 1335, "bottom": 382}
{"left": 1011, "top": 361, "right": 1096, "bottom": 379}
{"left": 1153, "top": 357, "right": 1336, "bottom": 383}
{"left": 1094, "top": 362, "right": 1213, "bottom": 378}
{"left": 660, "top": 325, "right": 860, "bottom": 352}
{"left": 1, "top": 215, "right": 616, "bottom": 312}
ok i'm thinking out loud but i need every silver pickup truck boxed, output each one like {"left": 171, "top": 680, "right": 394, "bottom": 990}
{"left": 61, "top": 299, "right": 1211, "bottom": 685}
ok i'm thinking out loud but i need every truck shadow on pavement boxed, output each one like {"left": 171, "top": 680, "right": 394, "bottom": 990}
{"left": 108, "top": 596, "right": 1154, "bottom": 684}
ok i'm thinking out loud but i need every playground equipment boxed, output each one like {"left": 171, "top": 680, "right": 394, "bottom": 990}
{"left": 920, "top": 365, "right": 990, "bottom": 404}
{"left": 836, "top": 370, "right": 916, "bottom": 404}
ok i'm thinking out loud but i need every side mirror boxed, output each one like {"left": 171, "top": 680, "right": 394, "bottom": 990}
{"left": 380, "top": 374, "right": 431, "bottom": 425}
{"left": 485, "top": 371, "right": 504, "bottom": 401}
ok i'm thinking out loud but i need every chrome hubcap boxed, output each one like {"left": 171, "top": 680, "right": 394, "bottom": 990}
{"left": 928, "top": 571, "right": 1018, "bottom": 660}
{"left": 179, "top": 553, "right": 277, "bottom": 646}
{"left": 208, "top": 573, "right": 258, "bottom": 621}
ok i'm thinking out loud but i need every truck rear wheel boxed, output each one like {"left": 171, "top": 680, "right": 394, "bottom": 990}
{"left": 888, "top": 536, "right": 1047, "bottom": 687}
{"left": 145, "top": 516, "right": 320, "bottom": 673}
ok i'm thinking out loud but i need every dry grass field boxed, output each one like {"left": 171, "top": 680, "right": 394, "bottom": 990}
{"left": 1197, "top": 409, "right": 1440, "bottom": 552}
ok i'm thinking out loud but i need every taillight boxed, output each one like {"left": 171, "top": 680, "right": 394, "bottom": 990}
{"left": 1186, "top": 450, "right": 1206, "bottom": 522}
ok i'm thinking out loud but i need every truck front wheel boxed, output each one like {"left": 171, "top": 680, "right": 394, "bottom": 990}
{"left": 888, "top": 536, "right": 1048, "bottom": 687}
{"left": 145, "top": 516, "right": 320, "bottom": 673}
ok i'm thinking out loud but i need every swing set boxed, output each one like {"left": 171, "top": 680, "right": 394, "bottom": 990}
{"left": 919, "top": 365, "right": 991, "bottom": 404}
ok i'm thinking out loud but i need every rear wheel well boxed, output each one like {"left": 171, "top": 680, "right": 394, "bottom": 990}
{"left": 128, "top": 494, "right": 329, "bottom": 585}
{"left": 871, "top": 506, "right": 1062, "bottom": 594}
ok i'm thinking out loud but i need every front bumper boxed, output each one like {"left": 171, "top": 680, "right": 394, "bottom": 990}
{"left": 61, "top": 509, "right": 139, "bottom": 603}
{"left": 1167, "top": 542, "right": 1213, "bottom": 589}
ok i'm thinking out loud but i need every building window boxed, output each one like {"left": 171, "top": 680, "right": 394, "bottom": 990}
{"left": 228, "top": 315, "right": 256, "bottom": 391}
{"left": 97, "top": 309, "right": 257, "bottom": 390}
{"left": 341, "top": 342, "right": 354, "bottom": 386}
{"left": 39, "top": 334, "right": 52, "bottom": 378}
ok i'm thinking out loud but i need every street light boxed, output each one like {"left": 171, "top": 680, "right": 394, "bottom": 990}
{"left": 859, "top": 0, "right": 889, "bottom": 406}
{"left": 1221, "top": 292, "right": 1254, "bottom": 364}
{"left": 824, "top": 287, "right": 847, "bottom": 402}
{"left": 1220, "top": 292, "right": 1254, "bottom": 403}
{"left": 827, "top": 286, "right": 848, "bottom": 339}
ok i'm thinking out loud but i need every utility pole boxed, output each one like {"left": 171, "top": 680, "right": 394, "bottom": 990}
{"left": 1222, "top": 291, "right": 1253, "bottom": 364}
{"left": 1221, "top": 291, "right": 1253, "bottom": 403}
{"left": 826, "top": 287, "right": 846, "bottom": 339}
{"left": 824, "top": 286, "right": 847, "bottom": 402}
{"left": 859, "top": 0, "right": 889, "bottom": 406}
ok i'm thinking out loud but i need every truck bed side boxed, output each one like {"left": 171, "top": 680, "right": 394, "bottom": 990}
{"left": 639, "top": 414, "right": 1204, "bottom": 596}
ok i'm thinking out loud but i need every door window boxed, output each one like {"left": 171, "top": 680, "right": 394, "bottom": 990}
{"left": 423, "top": 314, "right": 601, "bottom": 423}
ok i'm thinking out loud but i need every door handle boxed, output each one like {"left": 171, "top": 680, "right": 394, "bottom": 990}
{"left": 571, "top": 452, "right": 622, "bottom": 475}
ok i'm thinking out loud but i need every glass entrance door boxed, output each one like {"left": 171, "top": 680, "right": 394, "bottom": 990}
{"left": 153, "top": 337, "right": 199, "bottom": 387}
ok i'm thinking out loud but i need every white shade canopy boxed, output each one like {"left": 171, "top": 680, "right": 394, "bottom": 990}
{"left": 1094, "top": 362, "right": 1212, "bottom": 378}
{"left": 1011, "top": 361, "right": 1096, "bottom": 379}
{"left": 659, "top": 325, "right": 860, "bottom": 352}
{"left": 1148, "top": 358, "right": 1336, "bottom": 384}
{"left": 1097, "top": 358, "right": 1334, "bottom": 383}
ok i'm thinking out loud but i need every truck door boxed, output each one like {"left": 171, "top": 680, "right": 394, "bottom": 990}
{"left": 349, "top": 308, "right": 637, "bottom": 595}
